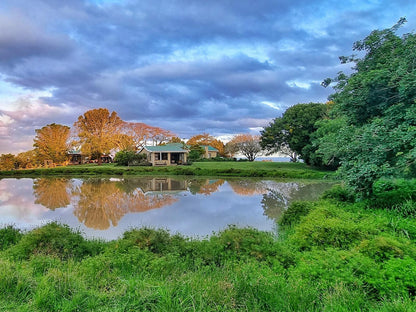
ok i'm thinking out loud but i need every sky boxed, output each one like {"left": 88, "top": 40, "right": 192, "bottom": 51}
{"left": 0, "top": 0, "right": 415, "bottom": 154}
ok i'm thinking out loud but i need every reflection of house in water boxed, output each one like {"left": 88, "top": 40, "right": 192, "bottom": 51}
{"left": 138, "top": 178, "right": 188, "bottom": 193}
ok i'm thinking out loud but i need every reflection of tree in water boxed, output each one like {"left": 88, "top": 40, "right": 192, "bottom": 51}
{"left": 73, "top": 179, "right": 178, "bottom": 230}
{"left": 228, "top": 180, "right": 268, "bottom": 196}
{"left": 261, "top": 182, "right": 334, "bottom": 221}
{"left": 187, "top": 179, "right": 225, "bottom": 195}
{"left": 33, "top": 178, "right": 72, "bottom": 210}
{"left": 197, "top": 179, "right": 225, "bottom": 195}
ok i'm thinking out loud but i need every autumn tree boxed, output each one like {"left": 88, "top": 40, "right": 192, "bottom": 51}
{"left": 187, "top": 133, "right": 225, "bottom": 156}
{"left": 74, "top": 108, "right": 123, "bottom": 164}
{"left": 227, "top": 134, "right": 262, "bottom": 161}
{"left": 124, "top": 122, "right": 175, "bottom": 147}
{"left": 33, "top": 123, "right": 71, "bottom": 164}
{"left": 0, "top": 153, "right": 16, "bottom": 170}
{"left": 15, "top": 150, "right": 39, "bottom": 169}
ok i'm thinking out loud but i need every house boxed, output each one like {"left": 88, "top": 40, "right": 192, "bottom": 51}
{"left": 139, "top": 143, "right": 189, "bottom": 166}
{"left": 67, "top": 151, "right": 112, "bottom": 165}
{"left": 200, "top": 145, "right": 219, "bottom": 159}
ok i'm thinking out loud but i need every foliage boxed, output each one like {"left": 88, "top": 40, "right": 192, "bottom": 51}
{"left": 261, "top": 103, "right": 327, "bottom": 165}
{"left": 33, "top": 123, "right": 71, "bottom": 164}
{"left": 317, "top": 19, "right": 416, "bottom": 196}
{"left": 74, "top": 108, "right": 123, "bottom": 164}
{"left": 227, "top": 134, "right": 262, "bottom": 161}
{"left": 0, "top": 153, "right": 16, "bottom": 170}
{"left": 187, "top": 133, "right": 225, "bottom": 156}
{"left": 15, "top": 150, "right": 40, "bottom": 169}
{"left": 114, "top": 150, "right": 147, "bottom": 166}
{"left": 321, "top": 184, "right": 355, "bottom": 202}
{"left": 0, "top": 226, "right": 22, "bottom": 251}
{"left": 3, "top": 191, "right": 416, "bottom": 310}
{"left": 188, "top": 145, "right": 204, "bottom": 161}
{"left": 124, "top": 122, "right": 175, "bottom": 147}
{"left": 278, "top": 201, "right": 315, "bottom": 226}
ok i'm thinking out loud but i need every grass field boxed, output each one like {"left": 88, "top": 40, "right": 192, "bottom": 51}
{"left": 1, "top": 190, "right": 416, "bottom": 311}
{"left": 0, "top": 161, "right": 334, "bottom": 179}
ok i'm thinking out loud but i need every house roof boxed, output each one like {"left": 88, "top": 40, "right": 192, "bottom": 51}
{"left": 142, "top": 143, "right": 188, "bottom": 153}
{"left": 200, "top": 145, "right": 219, "bottom": 152}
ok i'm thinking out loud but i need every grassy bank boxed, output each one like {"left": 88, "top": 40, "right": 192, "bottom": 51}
{"left": 1, "top": 191, "right": 416, "bottom": 311}
{"left": 0, "top": 161, "right": 334, "bottom": 179}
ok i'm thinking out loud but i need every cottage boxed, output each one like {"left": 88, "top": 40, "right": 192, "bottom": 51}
{"left": 139, "top": 143, "right": 188, "bottom": 166}
{"left": 200, "top": 145, "right": 219, "bottom": 159}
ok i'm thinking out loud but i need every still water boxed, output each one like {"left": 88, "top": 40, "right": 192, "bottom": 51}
{"left": 0, "top": 177, "right": 333, "bottom": 240}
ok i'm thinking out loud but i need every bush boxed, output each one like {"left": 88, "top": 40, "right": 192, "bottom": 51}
{"left": 7, "top": 222, "right": 102, "bottom": 260}
{"left": 370, "top": 178, "right": 416, "bottom": 209}
{"left": 114, "top": 150, "right": 148, "bottom": 166}
{"left": 322, "top": 184, "right": 355, "bottom": 202}
{"left": 291, "top": 205, "right": 369, "bottom": 249}
{"left": 0, "top": 225, "right": 22, "bottom": 251}
{"left": 279, "top": 201, "right": 315, "bottom": 226}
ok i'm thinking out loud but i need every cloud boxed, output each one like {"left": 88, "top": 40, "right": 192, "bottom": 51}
{"left": 0, "top": 0, "right": 415, "bottom": 153}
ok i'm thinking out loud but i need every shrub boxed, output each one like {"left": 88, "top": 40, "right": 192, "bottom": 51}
{"left": 370, "top": 178, "right": 416, "bottom": 209}
{"left": 279, "top": 201, "right": 315, "bottom": 226}
{"left": 0, "top": 225, "right": 22, "bottom": 251}
{"left": 7, "top": 222, "right": 102, "bottom": 260}
{"left": 114, "top": 150, "right": 147, "bottom": 166}
{"left": 321, "top": 184, "right": 355, "bottom": 202}
{"left": 291, "top": 205, "right": 369, "bottom": 249}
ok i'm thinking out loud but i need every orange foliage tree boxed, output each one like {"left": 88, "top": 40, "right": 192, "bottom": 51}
{"left": 33, "top": 123, "right": 71, "bottom": 164}
{"left": 227, "top": 134, "right": 262, "bottom": 161}
{"left": 124, "top": 122, "right": 175, "bottom": 148}
{"left": 186, "top": 133, "right": 225, "bottom": 156}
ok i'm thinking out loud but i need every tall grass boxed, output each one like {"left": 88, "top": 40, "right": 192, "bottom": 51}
{"left": 2, "top": 190, "right": 416, "bottom": 312}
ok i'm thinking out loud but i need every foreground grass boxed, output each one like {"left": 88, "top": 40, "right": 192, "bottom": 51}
{"left": 0, "top": 161, "right": 334, "bottom": 179}
{"left": 2, "top": 195, "right": 416, "bottom": 311}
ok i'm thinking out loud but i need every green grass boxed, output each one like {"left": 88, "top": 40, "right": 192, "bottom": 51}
{"left": 0, "top": 161, "right": 334, "bottom": 179}
{"left": 2, "top": 193, "right": 416, "bottom": 311}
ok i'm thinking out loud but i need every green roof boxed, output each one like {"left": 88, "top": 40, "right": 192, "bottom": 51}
{"left": 143, "top": 143, "right": 188, "bottom": 153}
{"left": 200, "top": 145, "right": 219, "bottom": 152}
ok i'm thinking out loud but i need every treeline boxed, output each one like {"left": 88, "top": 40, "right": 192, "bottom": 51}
{"left": 261, "top": 18, "right": 416, "bottom": 197}
{"left": 0, "top": 107, "right": 264, "bottom": 169}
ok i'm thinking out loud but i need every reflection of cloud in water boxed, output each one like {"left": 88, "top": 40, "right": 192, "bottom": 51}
{"left": 0, "top": 177, "right": 333, "bottom": 240}
{"left": 0, "top": 179, "right": 49, "bottom": 227}
{"left": 261, "top": 181, "right": 334, "bottom": 220}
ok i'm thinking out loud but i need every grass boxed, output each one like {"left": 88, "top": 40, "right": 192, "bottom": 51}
{"left": 2, "top": 191, "right": 416, "bottom": 311}
{"left": 0, "top": 161, "right": 334, "bottom": 179}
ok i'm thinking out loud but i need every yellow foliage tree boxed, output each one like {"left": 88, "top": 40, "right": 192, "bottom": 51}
{"left": 33, "top": 123, "right": 70, "bottom": 164}
{"left": 74, "top": 108, "right": 123, "bottom": 164}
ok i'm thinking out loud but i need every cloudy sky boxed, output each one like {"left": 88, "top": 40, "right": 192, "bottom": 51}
{"left": 0, "top": 0, "right": 415, "bottom": 154}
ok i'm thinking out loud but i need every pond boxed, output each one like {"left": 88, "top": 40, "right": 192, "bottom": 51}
{"left": 0, "top": 177, "right": 333, "bottom": 240}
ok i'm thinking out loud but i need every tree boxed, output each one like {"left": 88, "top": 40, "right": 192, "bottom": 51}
{"left": 228, "top": 134, "right": 262, "bottom": 161}
{"left": 317, "top": 18, "right": 416, "bottom": 196}
{"left": 124, "top": 122, "right": 175, "bottom": 147}
{"left": 0, "top": 154, "right": 16, "bottom": 170}
{"left": 15, "top": 150, "right": 40, "bottom": 169}
{"left": 187, "top": 133, "right": 225, "bottom": 156}
{"left": 33, "top": 123, "right": 70, "bottom": 164}
{"left": 74, "top": 108, "right": 123, "bottom": 165}
{"left": 260, "top": 103, "right": 327, "bottom": 165}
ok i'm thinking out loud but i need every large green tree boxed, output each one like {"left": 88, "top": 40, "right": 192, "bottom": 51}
{"left": 33, "top": 123, "right": 71, "bottom": 164}
{"left": 317, "top": 18, "right": 416, "bottom": 196}
{"left": 261, "top": 103, "right": 327, "bottom": 165}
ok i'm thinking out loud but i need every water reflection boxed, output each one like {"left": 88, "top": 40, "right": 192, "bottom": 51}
{"left": 0, "top": 177, "right": 333, "bottom": 239}
{"left": 33, "top": 178, "right": 71, "bottom": 210}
